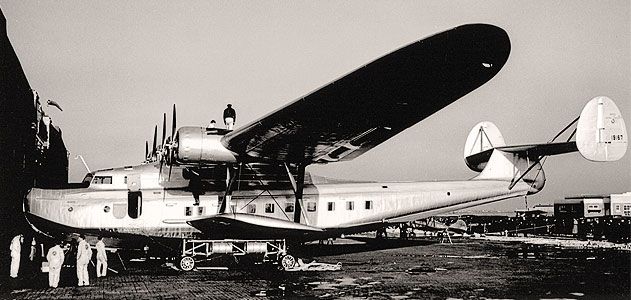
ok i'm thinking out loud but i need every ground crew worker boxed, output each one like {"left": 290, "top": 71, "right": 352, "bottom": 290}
{"left": 96, "top": 236, "right": 107, "bottom": 278}
{"left": 208, "top": 119, "right": 216, "bottom": 129}
{"left": 223, "top": 104, "right": 236, "bottom": 130}
{"left": 9, "top": 234, "right": 23, "bottom": 278}
{"left": 29, "top": 238, "right": 36, "bottom": 262}
{"left": 76, "top": 235, "right": 92, "bottom": 286}
{"left": 46, "top": 242, "right": 64, "bottom": 288}
{"left": 28, "top": 237, "right": 40, "bottom": 276}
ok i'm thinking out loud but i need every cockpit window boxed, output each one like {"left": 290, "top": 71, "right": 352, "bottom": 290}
{"left": 92, "top": 176, "right": 113, "bottom": 184}
{"left": 82, "top": 173, "right": 94, "bottom": 185}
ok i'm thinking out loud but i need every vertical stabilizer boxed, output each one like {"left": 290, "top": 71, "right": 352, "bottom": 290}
{"left": 576, "top": 96, "right": 627, "bottom": 161}
{"left": 464, "top": 121, "right": 506, "bottom": 172}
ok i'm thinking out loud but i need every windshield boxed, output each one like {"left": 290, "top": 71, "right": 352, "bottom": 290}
{"left": 82, "top": 173, "right": 94, "bottom": 186}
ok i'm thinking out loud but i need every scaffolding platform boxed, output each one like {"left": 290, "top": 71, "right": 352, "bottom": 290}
{"left": 179, "top": 239, "right": 293, "bottom": 271}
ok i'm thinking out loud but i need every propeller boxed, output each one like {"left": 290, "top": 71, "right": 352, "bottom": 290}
{"left": 151, "top": 125, "right": 157, "bottom": 161}
{"left": 167, "top": 104, "right": 177, "bottom": 179}
{"left": 158, "top": 104, "right": 178, "bottom": 182}
{"left": 159, "top": 113, "right": 167, "bottom": 180}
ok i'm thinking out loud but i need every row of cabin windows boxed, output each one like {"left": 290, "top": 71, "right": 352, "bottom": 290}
{"left": 264, "top": 202, "right": 317, "bottom": 214}
{"left": 328, "top": 200, "right": 373, "bottom": 211}
{"left": 116, "top": 196, "right": 377, "bottom": 220}
{"left": 210, "top": 202, "right": 323, "bottom": 214}
{"left": 239, "top": 200, "right": 374, "bottom": 214}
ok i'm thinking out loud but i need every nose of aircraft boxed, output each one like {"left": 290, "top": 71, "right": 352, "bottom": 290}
{"left": 23, "top": 189, "right": 33, "bottom": 213}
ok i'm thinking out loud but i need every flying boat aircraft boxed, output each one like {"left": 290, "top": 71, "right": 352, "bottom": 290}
{"left": 21, "top": 23, "right": 627, "bottom": 270}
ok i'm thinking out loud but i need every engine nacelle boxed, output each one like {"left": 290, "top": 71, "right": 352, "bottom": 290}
{"left": 174, "top": 127, "right": 238, "bottom": 164}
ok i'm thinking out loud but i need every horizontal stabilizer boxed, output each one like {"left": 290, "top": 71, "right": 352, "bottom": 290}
{"left": 496, "top": 142, "right": 578, "bottom": 157}
{"left": 576, "top": 96, "right": 627, "bottom": 161}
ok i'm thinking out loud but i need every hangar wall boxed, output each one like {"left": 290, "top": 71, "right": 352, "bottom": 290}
{"left": 0, "top": 8, "right": 69, "bottom": 277}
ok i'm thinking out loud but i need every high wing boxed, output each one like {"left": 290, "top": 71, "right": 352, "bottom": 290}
{"left": 222, "top": 24, "right": 510, "bottom": 164}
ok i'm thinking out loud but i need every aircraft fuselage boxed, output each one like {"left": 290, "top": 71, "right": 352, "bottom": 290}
{"left": 24, "top": 162, "right": 536, "bottom": 249}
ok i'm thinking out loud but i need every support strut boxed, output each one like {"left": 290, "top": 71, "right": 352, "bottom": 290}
{"left": 218, "top": 164, "right": 239, "bottom": 214}
{"left": 292, "top": 164, "right": 306, "bottom": 224}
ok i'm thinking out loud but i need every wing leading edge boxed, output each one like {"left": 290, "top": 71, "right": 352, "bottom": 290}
{"left": 222, "top": 24, "right": 511, "bottom": 164}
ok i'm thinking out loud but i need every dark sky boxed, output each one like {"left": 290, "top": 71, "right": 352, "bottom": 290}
{"left": 1, "top": 1, "right": 629, "bottom": 211}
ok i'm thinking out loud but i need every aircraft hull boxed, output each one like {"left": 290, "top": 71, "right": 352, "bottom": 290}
{"left": 25, "top": 179, "right": 534, "bottom": 245}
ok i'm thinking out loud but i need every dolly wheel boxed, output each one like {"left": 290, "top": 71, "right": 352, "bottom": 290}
{"left": 179, "top": 256, "right": 195, "bottom": 271}
{"left": 280, "top": 254, "right": 296, "bottom": 270}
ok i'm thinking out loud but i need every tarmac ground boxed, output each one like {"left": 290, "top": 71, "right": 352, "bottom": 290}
{"left": 0, "top": 236, "right": 629, "bottom": 299}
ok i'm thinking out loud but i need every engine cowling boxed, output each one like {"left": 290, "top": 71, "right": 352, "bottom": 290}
{"left": 174, "top": 127, "right": 238, "bottom": 164}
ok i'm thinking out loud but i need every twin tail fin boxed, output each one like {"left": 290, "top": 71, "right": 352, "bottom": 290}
{"left": 463, "top": 96, "right": 627, "bottom": 191}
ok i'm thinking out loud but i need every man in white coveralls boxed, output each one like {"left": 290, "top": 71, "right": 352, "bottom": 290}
{"left": 9, "top": 234, "right": 23, "bottom": 278}
{"left": 46, "top": 241, "right": 65, "bottom": 288}
{"left": 96, "top": 236, "right": 107, "bottom": 277}
{"left": 76, "top": 235, "right": 92, "bottom": 286}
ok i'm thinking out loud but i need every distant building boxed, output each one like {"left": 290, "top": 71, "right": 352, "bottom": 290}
{"left": 532, "top": 204, "right": 554, "bottom": 215}
{"left": 514, "top": 209, "right": 548, "bottom": 218}
{"left": 610, "top": 192, "right": 631, "bottom": 217}
{"left": 554, "top": 193, "right": 631, "bottom": 219}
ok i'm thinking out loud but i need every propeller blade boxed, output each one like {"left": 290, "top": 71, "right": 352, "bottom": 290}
{"left": 145, "top": 141, "right": 149, "bottom": 161}
{"left": 171, "top": 104, "right": 176, "bottom": 140}
{"left": 168, "top": 164, "right": 173, "bottom": 181}
{"left": 152, "top": 125, "right": 157, "bottom": 159}
{"left": 162, "top": 113, "right": 167, "bottom": 147}
{"left": 168, "top": 104, "right": 177, "bottom": 167}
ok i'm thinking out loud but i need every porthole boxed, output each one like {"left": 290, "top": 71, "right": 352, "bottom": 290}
{"left": 447, "top": 192, "right": 451, "bottom": 196}
{"left": 104, "top": 206, "right": 111, "bottom": 213}
{"left": 68, "top": 207, "right": 73, "bottom": 212}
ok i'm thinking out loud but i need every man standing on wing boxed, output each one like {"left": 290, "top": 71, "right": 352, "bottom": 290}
{"left": 223, "top": 104, "right": 236, "bottom": 130}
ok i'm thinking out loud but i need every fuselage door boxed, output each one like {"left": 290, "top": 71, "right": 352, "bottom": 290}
{"left": 127, "top": 173, "right": 142, "bottom": 219}
{"left": 128, "top": 191, "right": 142, "bottom": 219}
